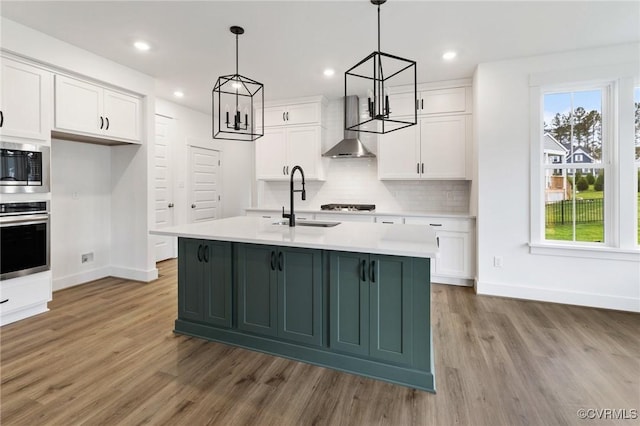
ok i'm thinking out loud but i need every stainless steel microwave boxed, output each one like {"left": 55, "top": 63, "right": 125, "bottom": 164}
{"left": 0, "top": 142, "right": 50, "bottom": 193}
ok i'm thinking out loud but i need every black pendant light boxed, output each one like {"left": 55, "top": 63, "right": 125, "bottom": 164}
{"left": 345, "top": 0, "right": 417, "bottom": 134}
{"left": 213, "top": 26, "right": 264, "bottom": 141}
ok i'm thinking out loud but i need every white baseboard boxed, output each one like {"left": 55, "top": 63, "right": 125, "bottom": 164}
{"left": 53, "top": 265, "right": 159, "bottom": 291}
{"left": 477, "top": 280, "right": 640, "bottom": 313}
{"left": 432, "top": 275, "right": 473, "bottom": 287}
{"left": 1, "top": 303, "right": 48, "bottom": 326}
{"left": 110, "top": 266, "right": 158, "bottom": 282}
{"left": 53, "top": 266, "right": 111, "bottom": 291}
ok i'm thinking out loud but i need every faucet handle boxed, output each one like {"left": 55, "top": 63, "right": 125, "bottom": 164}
{"left": 282, "top": 206, "right": 290, "bottom": 219}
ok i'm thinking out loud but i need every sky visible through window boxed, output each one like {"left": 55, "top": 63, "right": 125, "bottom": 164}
{"left": 543, "top": 90, "right": 601, "bottom": 126}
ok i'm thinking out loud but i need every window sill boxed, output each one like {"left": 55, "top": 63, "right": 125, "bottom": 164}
{"left": 529, "top": 242, "right": 640, "bottom": 262}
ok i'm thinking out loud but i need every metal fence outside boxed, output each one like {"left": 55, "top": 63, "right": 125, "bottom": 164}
{"left": 545, "top": 198, "right": 604, "bottom": 224}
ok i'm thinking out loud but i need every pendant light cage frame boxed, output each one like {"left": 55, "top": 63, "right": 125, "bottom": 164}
{"left": 344, "top": 0, "right": 417, "bottom": 135}
{"left": 212, "top": 26, "right": 264, "bottom": 141}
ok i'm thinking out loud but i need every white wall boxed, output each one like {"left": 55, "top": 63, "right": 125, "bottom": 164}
{"left": 155, "top": 98, "right": 253, "bottom": 221}
{"left": 2, "top": 18, "right": 158, "bottom": 286}
{"left": 50, "top": 139, "right": 111, "bottom": 290}
{"left": 258, "top": 98, "right": 471, "bottom": 213}
{"left": 474, "top": 43, "right": 640, "bottom": 312}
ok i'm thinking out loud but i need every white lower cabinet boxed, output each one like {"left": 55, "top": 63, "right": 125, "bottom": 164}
{"left": 245, "top": 210, "right": 475, "bottom": 285}
{"left": 404, "top": 216, "right": 474, "bottom": 285}
{"left": 0, "top": 271, "right": 52, "bottom": 326}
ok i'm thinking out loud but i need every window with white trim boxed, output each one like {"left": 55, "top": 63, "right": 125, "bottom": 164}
{"left": 635, "top": 86, "right": 639, "bottom": 245}
{"left": 542, "top": 86, "right": 607, "bottom": 243}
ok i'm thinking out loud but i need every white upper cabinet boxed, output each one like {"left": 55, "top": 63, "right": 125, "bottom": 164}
{"left": 255, "top": 97, "right": 326, "bottom": 181}
{"left": 388, "top": 86, "right": 468, "bottom": 118}
{"left": 379, "top": 83, "right": 472, "bottom": 180}
{"left": 377, "top": 123, "right": 420, "bottom": 179}
{"left": 255, "top": 125, "right": 324, "bottom": 181}
{"left": 262, "top": 102, "right": 321, "bottom": 127}
{"left": 379, "top": 115, "right": 470, "bottom": 180}
{"left": 420, "top": 115, "right": 468, "bottom": 179}
{"left": 0, "top": 58, "right": 52, "bottom": 142}
{"left": 54, "top": 75, "right": 141, "bottom": 143}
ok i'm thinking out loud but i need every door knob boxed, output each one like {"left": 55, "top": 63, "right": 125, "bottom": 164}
{"left": 168, "top": 203, "right": 174, "bottom": 208}
{"left": 191, "top": 204, "right": 196, "bottom": 208}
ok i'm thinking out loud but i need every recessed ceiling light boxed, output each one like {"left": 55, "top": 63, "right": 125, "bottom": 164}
{"left": 442, "top": 51, "right": 457, "bottom": 60}
{"left": 134, "top": 41, "right": 151, "bottom": 51}
{"left": 323, "top": 68, "right": 335, "bottom": 77}
{"left": 173, "top": 91, "right": 184, "bottom": 98}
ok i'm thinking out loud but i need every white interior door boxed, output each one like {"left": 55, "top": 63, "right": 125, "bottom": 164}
{"left": 154, "top": 115, "right": 176, "bottom": 261}
{"left": 189, "top": 146, "right": 220, "bottom": 223}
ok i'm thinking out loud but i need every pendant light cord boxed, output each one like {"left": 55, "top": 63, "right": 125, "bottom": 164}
{"left": 235, "top": 33, "right": 239, "bottom": 76}
{"left": 377, "top": 3, "right": 381, "bottom": 53}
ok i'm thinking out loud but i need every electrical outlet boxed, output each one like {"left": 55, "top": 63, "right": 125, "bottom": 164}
{"left": 493, "top": 256, "right": 503, "bottom": 268}
{"left": 81, "top": 252, "right": 94, "bottom": 264}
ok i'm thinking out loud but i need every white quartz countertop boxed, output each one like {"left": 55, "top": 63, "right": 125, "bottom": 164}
{"left": 245, "top": 207, "right": 475, "bottom": 219}
{"left": 150, "top": 216, "right": 439, "bottom": 259}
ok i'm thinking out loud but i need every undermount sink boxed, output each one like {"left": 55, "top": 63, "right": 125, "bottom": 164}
{"left": 272, "top": 220, "right": 341, "bottom": 228}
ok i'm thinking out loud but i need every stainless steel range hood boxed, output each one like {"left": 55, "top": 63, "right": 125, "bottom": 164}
{"left": 323, "top": 95, "right": 375, "bottom": 158}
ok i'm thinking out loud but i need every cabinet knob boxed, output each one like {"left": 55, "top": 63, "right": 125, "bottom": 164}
{"left": 191, "top": 204, "right": 196, "bottom": 208}
{"left": 168, "top": 203, "right": 174, "bottom": 208}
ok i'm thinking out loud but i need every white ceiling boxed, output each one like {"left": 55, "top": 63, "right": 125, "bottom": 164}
{"left": 1, "top": 1, "right": 638, "bottom": 114}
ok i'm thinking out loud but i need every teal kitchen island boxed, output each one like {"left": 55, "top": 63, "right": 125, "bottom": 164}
{"left": 150, "top": 216, "right": 439, "bottom": 392}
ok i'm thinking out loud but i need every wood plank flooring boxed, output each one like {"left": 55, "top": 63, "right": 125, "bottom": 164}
{"left": 1, "top": 259, "right": 638, "bottom": 425}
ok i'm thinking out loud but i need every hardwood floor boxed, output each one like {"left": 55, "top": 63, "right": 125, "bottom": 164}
{"left": 1, "top": 259, "right": 638, "bottom": 425}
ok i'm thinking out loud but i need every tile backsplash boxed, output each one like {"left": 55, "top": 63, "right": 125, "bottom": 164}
{"left": 258, "top": 158, "right": 470, "bottom": 213}
{"left": 256, "top": 99, "right": 470, "bottom": 214}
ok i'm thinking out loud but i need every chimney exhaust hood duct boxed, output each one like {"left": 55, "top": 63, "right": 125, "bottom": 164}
{"left": 323, "top": 96, "right": 375, "bottom": 158}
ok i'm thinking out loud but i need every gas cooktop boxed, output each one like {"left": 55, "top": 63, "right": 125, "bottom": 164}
{"left": 320, "top": 203, "right": 375, "bottom": 212}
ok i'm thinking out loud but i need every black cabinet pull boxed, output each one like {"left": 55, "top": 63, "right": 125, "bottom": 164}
{"left": 436, "top": 237, "right": 440, "bottom": 247}
{"left": 100, "top": 116, "right": 104, "bottom": 129}
{"left": 270, "top": 251, "right": 276, "bottom": 270}
{"left": 283, "top": 112, "right": 286, "bottom": 122}
{"left": 0, "top": 111, "right": 4, "bottom": 127}
{"left": 283, "top": 166, "right": 286, "bottom": 175}
{"left": 286, "top": 112, "right": 289, "bottom": 121}
{"left": 370, "top": 260, "right": 376, "bottom": 283}
{"left": 0, "top": 299, "right": 8, "bottom": 304}
{"left": 429, "top": 223, "right": 442, "bottom": 227}
{"left": 361, "top": 259, "right": 366, "bottom": 282}
{"left": 105, "top": 117, "right": 110, "bottom": 130}
{"left": 197, "top": 244, "right": 203, "bottom": 262}
{"left": 421, "top": 163, "right": 424, "bottom": 174}
{"left": 278, "top": 252, "right": 283, "bottom": 271}
{"left": 416, "top": 163, "right": 420, "bottom": 174}
{"left": 421, "top": 99, "right": 424, "bottom": 110}
{"left": 416, "top": 99, "right": 419, "bottom": 110}
{"left": 203, "top": 245, "right": 209, "bottom": 263}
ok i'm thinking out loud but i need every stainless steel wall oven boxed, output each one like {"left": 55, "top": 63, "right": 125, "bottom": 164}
{"left": 0, "top": 142, "right": 50, "bottom": 193}
{"left": 0, "top": 201, "right": 50, "bottom": 280}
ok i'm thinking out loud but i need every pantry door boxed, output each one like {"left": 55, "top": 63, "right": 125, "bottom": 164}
{"left": 189, "top": 146, "right": 220, "bottom": 223}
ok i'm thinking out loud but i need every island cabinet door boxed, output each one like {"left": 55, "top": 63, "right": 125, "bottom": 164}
{"left": 236, "top": 244, "right": 278, "bottom": 337}
{"left": 277, "top": 248, "right": 323, "bottom": 346}
{"left": 368, "top": 255, "right": 414, "bottom": 366}
{"left": 329, "top": 252, "right": 370, "bottom": 357}
{"left": 178, "top": 238, "right": 205, "bottom": 322}
{"left": 202, "top": 241, "right": 233, "bottom": 328}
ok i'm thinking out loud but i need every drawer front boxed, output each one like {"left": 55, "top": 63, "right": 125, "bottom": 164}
{"left": 404, "top": 216, "right": 471, "bottom": 232}
{"left": 375, "top": 216, "right": 404, "bottom": 224}
{"left": 0, "top": 277, "right": 50, "bottom": 314}
{"left": 314, "top": 213, "right": 374, "bottom": 223}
